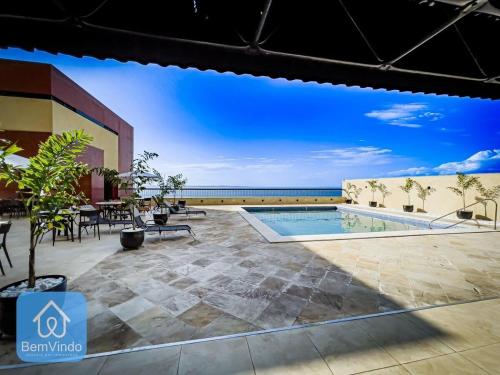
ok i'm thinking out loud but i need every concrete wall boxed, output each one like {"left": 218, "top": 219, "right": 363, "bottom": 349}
{"left": 343, "top": 173, "right": 500, "bottom": 220}
{"left": 169, "top": 197, "right": 346, "bottom": 206}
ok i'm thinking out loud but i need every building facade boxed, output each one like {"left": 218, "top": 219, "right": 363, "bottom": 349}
{"left": 0, "top": 58, "right": 133, "bottom": 202}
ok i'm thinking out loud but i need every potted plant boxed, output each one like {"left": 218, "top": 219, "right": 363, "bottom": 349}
{"left": 344, "top": 182, "right": 361, "bottom": 204}
{"left": 120, "top": 151, "right": 158, "bottom": 250}
{"left": 0, "top": 130, "right": 92, "bottom": 336}
{"left": 414, "top": 181, "right": 435, "bottom": 213}
{"left": 447, "top": 173, "right": 480, "bottom": 220}
{"left": 167, "top": 173, "right": 187, "bottom": 206}
{"left": 152, "top": 169, "right": 172, "bottom": 224}
{"left": 399, "top": 178, "right": 415, "bottom": 212}
{"left": 377, "top": 183, "right": 391, "bottom": 208}
{"left": 475, "top": 182, "right": 500, "bottom": 220}
{"left": 366, "top": 180, "right": 379, "bottom": 207}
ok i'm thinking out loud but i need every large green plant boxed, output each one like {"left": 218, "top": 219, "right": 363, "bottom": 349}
{"left": 475, "top": 182, "right": 500, "bottom": 217}
{"left": 167, "top": 173, "right": 187, "bottom": 204}
{"left": 152, "top": 169, "right": 172, "bottom": 213}
{"left": 447, "top": 173, "right": 480, "bottom": 210}
{"left": 0, "top": 130, "right": 92, "bottom": 288}
{"left": 121, "top": 151, "right": 158, "bottom": 228}
{"left": 414, "top": 182, "right": 435, "bottom": 212}
{"left": 399, "top": 178, "right": 415, "bottom": 205}
{"left": 366, "top": 180, "right": 379, "bottom": 202}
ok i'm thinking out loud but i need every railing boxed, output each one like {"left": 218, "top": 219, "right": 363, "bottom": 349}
{"left": 428, "top": 199, "right": 498, "bottom": 230}
{"left": 126, "top": 187, "right": 344, "bottom": 199}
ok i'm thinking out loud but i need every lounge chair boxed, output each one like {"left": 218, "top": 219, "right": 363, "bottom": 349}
{"left": 133, "top": 212, "right": 196, "bottom": 239}
{"left": 165, "top": 202, "right": 206, "bottom": 217}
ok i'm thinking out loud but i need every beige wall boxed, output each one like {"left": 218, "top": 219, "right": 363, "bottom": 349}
{"left": 343, "top": 173, "right": 500, "bottom": 220}
{"left": 51, "top": 101, "right": 118, "bottom": 170}
{"left": 167, "top": 197, "right": 346, "bottom": 206}
{"left": 0, "top": 96, "right": 52, "bottom": 132}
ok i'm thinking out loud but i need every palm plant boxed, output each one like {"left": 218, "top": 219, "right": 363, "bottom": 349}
{"left": 344, "top": 182, "right": 362, "bottom": 203}
{"left": 475, "top": 182, "right": 500, "bottom": 218}
{"left": 366, "top": 180, "right": 379, "bottom": 202}
{"left": 447, "top": 173, "right": 480, "bottom": 211}
{"left": 377, "top": 183, "right": 391, "bottom": 206}
{"left": 167, "top": 173, "right": 187, "bottom": 204}
{"left": 414, "top": 181, "right": 435, "bottom": 212}
{"left": 0, "top": 130, "right": 92, "bottom": 288}
{"left": 399, "top": 178, "right": 415, "bottom": 206}
{"left": 152, "top": 169, "right": 172, "bottom": 213}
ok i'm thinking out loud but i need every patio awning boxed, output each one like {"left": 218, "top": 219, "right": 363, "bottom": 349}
{"left": 1, "top": 0, "right": 499, "bottom": 99}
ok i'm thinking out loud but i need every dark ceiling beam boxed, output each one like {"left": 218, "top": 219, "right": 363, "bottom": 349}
{"left": 252, "top": 0, "right": 273, "bottom": 46}
{"left": 381, "top": 0, "right": 487, "bottom": 69}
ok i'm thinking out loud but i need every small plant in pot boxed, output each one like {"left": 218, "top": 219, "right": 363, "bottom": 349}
{"left": 167, "top": 173, "right": 187, "bottom": 206}
{"left": 447, "top": 173, "right": 480, "bottom": 220}
{"left": 152, "top": 169, "right": 172, "bottom": 225}
{"left": 0, "top": 130, "right": 92, "bottom": 337}
{"left": 366, "top": 180, "right": 379, "bottom": 207}
{"left": 415, "top": 181, "right": 435, "bottom": 213}
{"left": 474, "top": 182, "right": 500, "bottom": 221}
{"left": 399, "top": 178, "right": 415, "bottom": 212}
{"left": 119, "top": 151, "right": 158, "bottom": 250}
{"left": 344, "top": 182, "right": 361, "bottom": 204}
{"left": 377, "top": 183, "right": 391, "bottom": 208}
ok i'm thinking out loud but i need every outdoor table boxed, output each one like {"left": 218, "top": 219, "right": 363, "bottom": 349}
{"left": 38, "top": 209, "right": 79, "bottom": 242}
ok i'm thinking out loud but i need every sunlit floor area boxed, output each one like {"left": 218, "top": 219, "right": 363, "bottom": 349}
{"left": 1, "top": 206, "right": 499, "bottom": 369}
{"left": 3, "top": 298, "right": 500, "bottom": 374}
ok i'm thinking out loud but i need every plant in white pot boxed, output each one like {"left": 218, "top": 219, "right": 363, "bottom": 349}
{"left": 344, "top": 182, "right": 361, "bottom": 204}
{"left": 0, "top": 130, "right": 92, "bottom": 336}
{"left": 366, "top": 180, "right": 379, "bottom": 207}
{"left": 475, "top": 182, "right": 500, "bottom": 220}
{"left": 119, "top": 151, "right": 158, "bottom": 250}
{"left": 414, "top": 181, "right": 435, "bottom": 213}
{"left": 447, "top": 173, "right": 480, "bottom": 220}
{"left": 377, "top": 183, "right": 391, "bottom": 208}
{"left": 399, "top": 178, "right": 415, "bottom": 212}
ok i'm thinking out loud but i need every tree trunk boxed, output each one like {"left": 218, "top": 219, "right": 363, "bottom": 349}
{"left": 28, "top": 222, "right": 36, "bottom": 288}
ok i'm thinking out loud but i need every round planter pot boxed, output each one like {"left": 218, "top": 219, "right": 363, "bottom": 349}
{"left": 345, "top": 199, "right": 353, "bottom": 204}
{"left": 456, "top": 210, "right": 473, "bottom": 220}
{"left": 0, "top": 275, "right": 67, "bottom": 337}
{"left": 403, "top": 205, "right": 414, "bottom": 212}
{"left": 120, "top": 228, "right": 145, "bottom": 250}
{"left": 369, "top": 201, "right": 377, "bottom": 207}
{"left": 153, "top": 213, "right": 169, "bottom": 225}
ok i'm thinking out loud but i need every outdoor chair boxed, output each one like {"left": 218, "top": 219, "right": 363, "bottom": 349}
{"left": 166, "top": 202, "right": 206, "bottom": 217}
{"left": 138, "top": 197, "right": 152, "bottom": 213}
{"left": 78, "top": 209, "right": 101, "bottom": 242}
{"left": 99, "top": 209, "right": 133, "bottom": 233}
{"left": 0, "top": 222, "right": 13, "bottom": 276}
{"left": 133, "top": 211, "right": 196, "bottom": 239}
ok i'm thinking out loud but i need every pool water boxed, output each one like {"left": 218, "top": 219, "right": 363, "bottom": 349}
{"left": 245, "top": 206, "right": 435, "bottom": 236}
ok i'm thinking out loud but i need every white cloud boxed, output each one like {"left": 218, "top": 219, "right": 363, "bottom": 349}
{"left": 388, "top": 149, "right": 500, "bottom": 177}
{"left": 311, "top": 146, "right": 393, "bottom": 167}
{"left": 365, "top": 103, "right": 444, "bottom": 128}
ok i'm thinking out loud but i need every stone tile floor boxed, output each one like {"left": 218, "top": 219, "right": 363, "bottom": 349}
{"left": 3, "top": 298, "right": 500, "bottom": 374}
{"left": 1, "top": 206, "right": 500, "bottom": 364}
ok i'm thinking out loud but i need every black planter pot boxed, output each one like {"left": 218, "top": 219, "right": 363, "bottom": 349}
{"left": 0, "top": 275, "right": 67, "bottom": 337}
{"left": 153, "top": 213, "right": 169, "bottom": 225}
{"left": 345, "top": 199, "right": 353, "bottom": 204}
{"left": 120, "top": 229, "right": 145, "bottom": 250}
{"left": 457, "top": 210, "right": 473, "bottom": 220}
{"left": 403, "top": 205, "right": 414, "bottom": 212}
{"left": 369, "top": 201, "right": 377, "bottom": 207}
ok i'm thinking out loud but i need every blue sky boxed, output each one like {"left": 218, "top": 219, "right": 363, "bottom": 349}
{"left": 1, "top": 48, "right": 499, "bottom": 187}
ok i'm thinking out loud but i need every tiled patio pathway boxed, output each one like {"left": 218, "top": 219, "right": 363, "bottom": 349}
{"left": 3, "top": 298, "right": 500, "bottom": 374}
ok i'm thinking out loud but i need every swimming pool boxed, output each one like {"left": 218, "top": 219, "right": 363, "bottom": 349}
{"left": 240, "top": 206, "right": 478, "bottom": 242}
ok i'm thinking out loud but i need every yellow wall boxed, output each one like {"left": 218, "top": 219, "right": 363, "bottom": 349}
{"left": 51, "top": 101, "right": 118, "bottom": 170}
{"left": 165, "top": 197, "right": 346, "bottom": 206}
{"left": 343, "top": 173, "right": 500, "bottom": 220}
{"left": 0, "top": 96, "right": 52, "bottom": 132}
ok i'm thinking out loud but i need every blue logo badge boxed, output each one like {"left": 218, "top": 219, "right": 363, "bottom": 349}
{"left": 16, "top": 292, "right": 87, "bottom": 363}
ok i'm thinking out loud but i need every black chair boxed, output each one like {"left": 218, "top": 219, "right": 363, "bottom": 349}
{"left": 133, "top": 211, "right": 195, "bottom": 239}
{"left": 78, "top": 210, "right": 100, "bottom": 242}
{"left": 0, "top": 222, "right": 13, "bottom": 276}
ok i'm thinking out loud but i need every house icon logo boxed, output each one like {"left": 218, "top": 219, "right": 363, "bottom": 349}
{"left": 32, "top": 300, "right": 71, "bottom": 339}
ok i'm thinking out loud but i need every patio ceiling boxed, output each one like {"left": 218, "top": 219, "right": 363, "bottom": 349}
{"left": 1, "top": 0, "right": 500, "bottom": 99}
